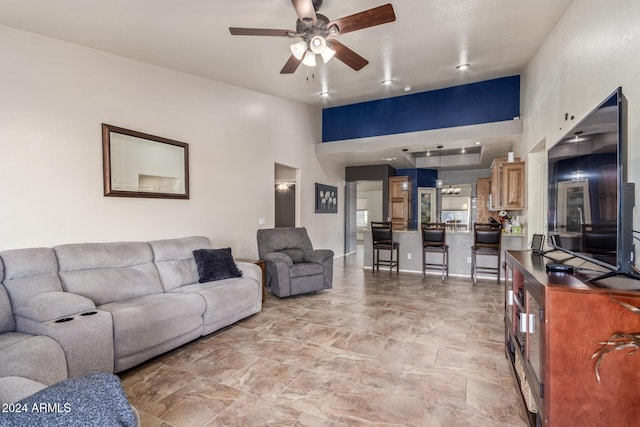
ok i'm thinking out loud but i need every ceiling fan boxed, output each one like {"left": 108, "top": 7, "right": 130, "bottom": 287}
{"left": 229, "top": 0, "right": 396, "bottom": 74}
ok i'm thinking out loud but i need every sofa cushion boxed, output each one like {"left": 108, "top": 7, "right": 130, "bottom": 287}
{"left": 98, "top": 292, "right": 205, "bottom": 369}
{"left": 0, "top": 333, "right": 68, "bottom": 386}
{"left": 169, "top": 275, "right": 261, "bottom": 335}
{"left": 193, "top": 248, "right": 242, "bottom": 282}
{"left": 55, "top": 242, "right": 164, "bottom": 305}
{"left": 0, "top": 332, "right": 30, "bottom": 351}
{"left": 0, "top": 376, "right": 47, "bottom": 405}
{"left": 149, "top": 236, "right": 211, "bottom": 291}
{"left": 0, "top": 285, "right": 15, "bottom": 334}
{"left": 0, "top": 248, "right": 63, "bottom": 309}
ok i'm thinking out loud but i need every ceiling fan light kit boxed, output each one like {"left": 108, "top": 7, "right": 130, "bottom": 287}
{"left": 290, "top": 40, "right": 307, "bottom": 60}
{"left": 310, "top": 35, "right": 326, "bottom": 54}
{"left": 302, "top": 50, "right": 317, "bottom": 67}
{"left": 229, "top": 1, "right": 396, "bottom": 74}
{"left": 320, "top": 45, "right": 336, "bottom": 63}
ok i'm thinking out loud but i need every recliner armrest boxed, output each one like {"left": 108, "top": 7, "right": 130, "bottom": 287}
{"left": 263, "top": 252, "right": 293, "bottom": 267}
{"left": 304, "top": 249, "right": 334, "bottom": 264}
{"left": 15, "top": 292, "right": 96, "bottom": 322}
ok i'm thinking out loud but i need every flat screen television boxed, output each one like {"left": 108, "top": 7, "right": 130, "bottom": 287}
{"left": 547, "top": 87, "right": 636, "bottom": 281}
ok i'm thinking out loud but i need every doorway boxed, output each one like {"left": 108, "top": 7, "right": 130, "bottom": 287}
{"left": 275, "top": 163, "right": 299, "bottom": 228}
{"left": 344, "top": 180, "right": 383, "bottom": 260}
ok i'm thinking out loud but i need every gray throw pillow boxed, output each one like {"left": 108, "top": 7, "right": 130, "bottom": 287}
{"left": 193, "top": 248, "right": 243, "bottom": 282}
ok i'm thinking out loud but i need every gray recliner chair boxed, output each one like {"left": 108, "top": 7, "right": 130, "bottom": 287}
{"left": 256, "top": 227, "right": 333, "bottom": 297}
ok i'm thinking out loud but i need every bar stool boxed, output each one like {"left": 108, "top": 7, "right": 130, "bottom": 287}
{"left": 421, "top": 222, "right": 449, "bottom": 280}
{"left": 471, "top": 222, "right": 502, "bottom": 285}
{"left": 371, "top": 221, "right": 399, "bottom": 273}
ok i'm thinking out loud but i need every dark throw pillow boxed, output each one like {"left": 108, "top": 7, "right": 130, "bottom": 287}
{"left": 193, "top": 248, "right": 243, "bottom": 283}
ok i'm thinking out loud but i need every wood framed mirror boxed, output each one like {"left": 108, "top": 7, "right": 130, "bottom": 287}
{"left": 102, "top": 124, "right": 189, "bottom": 199}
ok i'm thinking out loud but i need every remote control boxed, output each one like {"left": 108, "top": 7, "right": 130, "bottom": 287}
{"left": 546, "top": 263, "right": 574, "bottom": 273}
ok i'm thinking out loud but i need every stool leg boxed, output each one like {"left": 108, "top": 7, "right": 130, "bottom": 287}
{"left": 390, "top": 248, "right": 394, "bottom": 274}
{"left": 471, "top": 249, "right": 476, "bottom": 285}
{"left": 445, "top": 248, "right": 449, "bottom": 278}
{"left": 422, "top": 248, "right": 425, "bottom": 278}
{"left": 395, "top": 247, "right": 399, "bottom": 273}
{"left": 373, "top": 247, "right": 377, "bottom": 273}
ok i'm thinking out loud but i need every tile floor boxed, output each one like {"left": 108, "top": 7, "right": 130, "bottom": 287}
{"left": 121, "top": 253, "right": 527, "bottom": 427}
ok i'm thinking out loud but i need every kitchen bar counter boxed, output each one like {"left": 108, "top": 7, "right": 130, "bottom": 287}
{"left": 363, "top": 229, "right": 527, "bottom": 278}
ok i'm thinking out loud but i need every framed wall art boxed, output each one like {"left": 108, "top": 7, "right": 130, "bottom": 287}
{"left": 315, "top": 183, "right": 338, "bottom": 213}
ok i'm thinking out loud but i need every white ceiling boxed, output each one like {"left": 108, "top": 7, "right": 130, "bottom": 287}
{"left": 0, "top": 0, "right": 574, "bottom": 168}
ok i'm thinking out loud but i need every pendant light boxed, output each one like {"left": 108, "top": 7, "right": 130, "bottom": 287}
{"left": 436, "top": 145, "right": 444, "bottom": 188}
{"left": 571, "top": 132, "right": 584, "bottom": 181}
{"left": 401, "top": 148, "right": 409, "bottom": 191}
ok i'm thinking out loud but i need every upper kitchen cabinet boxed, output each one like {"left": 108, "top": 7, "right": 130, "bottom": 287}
{"left": 490, "top": 158, "right": 525, "bottom": 211}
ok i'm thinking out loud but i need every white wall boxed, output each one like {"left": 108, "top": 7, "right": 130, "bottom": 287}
{"left": 358, "top": 190, "right": 383, "bottom": 224}
{"left": 0, "top": 25, "right": 344, "bottom": 257}
{"left": 522, "top": 0, "right": 640, "bottom": 239}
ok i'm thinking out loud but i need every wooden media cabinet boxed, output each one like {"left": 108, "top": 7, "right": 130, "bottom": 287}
{"left": 504, "top": 250, "right": 640, "bottom": 426}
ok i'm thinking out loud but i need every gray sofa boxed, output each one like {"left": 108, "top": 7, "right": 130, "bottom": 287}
{"left": 257, "top": 227, "right": 333, "bottom": 297}
{"left": 0, "top": 236, "right": 261, "bottom": 404}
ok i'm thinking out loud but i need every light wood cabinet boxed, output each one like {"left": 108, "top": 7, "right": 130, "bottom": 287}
{"left": 388, "top": 176, "right": 412, "bottom": 230}
{"left": 476, "top": 177, "right": 492, "bottom": 222}
{"left": 490, "top": 158, "right": 525, "bottom": 211}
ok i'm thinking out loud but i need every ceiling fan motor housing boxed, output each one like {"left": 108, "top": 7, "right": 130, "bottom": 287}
{"left": 296, "top": 13, "right": 331, "bottom": 39}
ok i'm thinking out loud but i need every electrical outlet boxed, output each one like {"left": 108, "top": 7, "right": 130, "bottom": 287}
{"left": 258, "top": 217, "right": 266, "bottom": 225}
{"left": 467, "top": 257, "right": 472, "bottom": 264}
{"left": 407, "top": 253, "right": 412, "bottom": 260}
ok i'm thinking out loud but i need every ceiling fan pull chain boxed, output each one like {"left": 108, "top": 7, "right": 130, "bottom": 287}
{"left": 305, "top": 68, "right": 316, "bottom": 81}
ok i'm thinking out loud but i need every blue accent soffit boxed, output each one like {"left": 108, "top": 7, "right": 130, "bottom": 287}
{"left": 322, "top": 76, "right": 520, "bottom": 142}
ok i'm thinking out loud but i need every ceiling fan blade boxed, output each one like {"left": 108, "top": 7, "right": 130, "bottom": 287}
{"left": 328, "top": 4, "right": 396, "bottom": 35}
{"left": 280, "top": 55, "right": 302, "bottom": 74}
{"left": 291, "top": 0, "right": 317, "bottom": 24}
{"left": 229, "top": 27, "right": 293, "bottom": 37}
{"left": 330, "top": 40, "right": 369, "bottom": 71}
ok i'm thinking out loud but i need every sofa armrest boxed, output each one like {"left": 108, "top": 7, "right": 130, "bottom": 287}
{"left": 235, "top": 262, "right": 262, "bottom": 284}
{"left": 304, "top": 249, "right": 334, "bottom": 264}
{"left": 15, "top": 292, "right": 96, "bottom": 322}
{"left": 263, "top": 252, "right": 293, "bottom": 267}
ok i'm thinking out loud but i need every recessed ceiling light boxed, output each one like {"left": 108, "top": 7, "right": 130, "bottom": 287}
{"left": 404, "top": 86, "right": 412, "bottom": 92}
{"left": 456, "top": 63, "right": 470, "bottom": 70}
{"left": 475, "top": 141, "right": 481, "bottom": 145}
{"left": 426, "top": 151, "right": 431, "bottom": 157}
{"left": 382, "top": 79, "right": 393, "bottom": 85}
{"left": 381, "top": 157, "right": 396, "bottom": 162}
{"left": 461, "top": 147, "right": 466, "bottom": 154}
{"left": 320, "top": 91, "right": 329, "bottom": 97}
